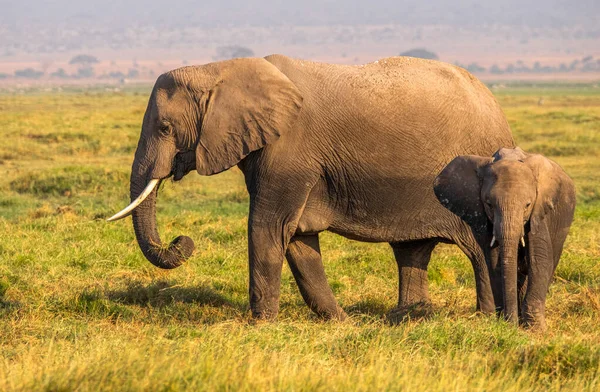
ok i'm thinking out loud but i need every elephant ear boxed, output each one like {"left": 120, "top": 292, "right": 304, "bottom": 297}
{"left": 196, "top": 58, "right": 303, "bottom": 175}
{"left": 526, "top": 154, "right": 573, "bottom": 217}
{"left": 525, "top": 154, "right": 576, "bottom": 267}
{"left": 434, "top": 155, "right": 493, "bottom": 232}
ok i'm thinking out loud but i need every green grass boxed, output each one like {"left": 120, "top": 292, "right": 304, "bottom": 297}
{"left": 0, "top": 86, "right": 599, "bottom": 391}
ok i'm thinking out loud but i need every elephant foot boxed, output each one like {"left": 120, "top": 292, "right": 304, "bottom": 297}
{"left": 386, "top": 301, "right": 434, "bottom": 324}
{"left": 315, "top": 306, "right": 347, "bottom": 322}
{"left": 475, "top": 298, "right": 498, "bottom": 315}
{"left": 250, "top": 306, "right": 279, "bottom": 322}
{"left": 520, "top": 303, "right": 547, "bottom": 331}
{"left": 249, "top": 313, "right": 277, "bottom": 325}
{"left": 520, "top": 314, "right": 547, "bottom": 332}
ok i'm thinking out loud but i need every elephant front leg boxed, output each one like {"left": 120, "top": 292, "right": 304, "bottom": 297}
{"left": 520, "top": 264, "right": 553, "bottom": 330}
{"left": 248, "top": 224, "right": 287, "bottom": 320}
{"left": 286, "top": 234, "right": 346, "bottom": 321}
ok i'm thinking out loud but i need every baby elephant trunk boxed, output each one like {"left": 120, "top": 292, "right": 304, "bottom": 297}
{"left": 495, "top": 214, "right": 524, "bottom": 324}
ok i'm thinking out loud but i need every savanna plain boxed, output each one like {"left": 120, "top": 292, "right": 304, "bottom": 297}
{"left": 0, "top": 84, "right": 599, "bottom": 391}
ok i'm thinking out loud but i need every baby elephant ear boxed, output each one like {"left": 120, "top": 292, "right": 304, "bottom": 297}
{"left": 523, "top": 154, "right": 576, "bottom": 275}
{"left": 434, "top": 155, "right": 493, "bottom": 230}
{"left": 525, "top": 154, "right": 576, "bottom": 219}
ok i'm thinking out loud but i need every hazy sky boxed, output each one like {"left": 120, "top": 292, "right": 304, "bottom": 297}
{"left": 2, "top": 0, "right": 598, "bottom": 28}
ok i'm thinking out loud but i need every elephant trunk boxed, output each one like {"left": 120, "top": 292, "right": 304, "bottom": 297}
{"left": 495, "top": 213, "right": 523, "bottom": 323}
{"left": 130, "top": 169, "right": 195, "bottom": 269}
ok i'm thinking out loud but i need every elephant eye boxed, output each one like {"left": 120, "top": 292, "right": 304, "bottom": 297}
{"left": 525, "top": 202, "right": 532, "bottom": 208}
{"left": 158, "top": 122, "right": 171, "bottom": 136}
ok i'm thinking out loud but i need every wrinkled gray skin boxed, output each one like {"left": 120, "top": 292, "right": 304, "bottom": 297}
{"left": 434, "top": 147, "right": 576, "bottom": 329}
{"left": 123, "top": 55, "right": 514, "bottom": 320}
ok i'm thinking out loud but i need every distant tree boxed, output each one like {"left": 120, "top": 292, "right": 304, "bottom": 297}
{"left": 489, "top": 64, "right": 504, "bottom": 74}
{"left": 531, "top": 61, "right": 555, "bottom": 73}
{"left": 127, "top": 69, "right": 139, "bottom": 78}
{"left": 466, "top": 63, "right": 486, "bottom": 73}
{"left": 569, "top": 60, "right": 580, "bottom": 71}
{"left": 108, "top": 71, "right": 125, "bottom": 79}
{"left": 69, "top": 54, "right": 99, "bottom": 65}
{"left": 214, "top": 46, "right": 255, "bottom": 60}
{"left": 15, "top": 68, "right": 44, "bottom": 79}
{"left": 504, "top": 63, "right": 515, "bottom": 73}
{"left": 515, "top": 60, "right": 531, "bottom": 73}
{"left": 582, "top": 61, "right": 600, "bottom": 72}
{"left": 51, "top": 68, "right": 69, "bottom": 78}
{"left": 454, "top": 62, "right": 485, "bottom": 73}
{"left": 0, "top": 73, "right": 8, "bottom": 79}
{"left": 76, "top": 67, "right": 94, "bottom": 78}
{"left": 400, "top": 48, "right": 438, "bottom": 60}
{"left": 582, "top": 55, "right": 593, "bottom": 63}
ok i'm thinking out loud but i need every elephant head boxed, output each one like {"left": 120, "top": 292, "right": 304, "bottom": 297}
{"left": 108, "top": 58, "right": 303, "bottom": 269}
{"left": 434, "top": 147, "right": 576, "bottom": 325}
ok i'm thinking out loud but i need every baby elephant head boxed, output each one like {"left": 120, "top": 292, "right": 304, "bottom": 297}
{"left": 434, "top": 147, "right": 576, "bottom": 327}
{"left": 480, "top": 150, "right": 537, "bottom": 249}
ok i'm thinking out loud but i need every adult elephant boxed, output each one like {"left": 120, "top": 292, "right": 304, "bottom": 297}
{"left": 108, "top": 55, "right": 514, "bottom": 320}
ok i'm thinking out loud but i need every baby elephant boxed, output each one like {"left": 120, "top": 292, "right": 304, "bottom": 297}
{"left": 434, "top": 147, "right": 576, "bottom": 329}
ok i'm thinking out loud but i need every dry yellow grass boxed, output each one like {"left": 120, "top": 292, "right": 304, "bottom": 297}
{"left": 0, "top": 85, "right": 599, "bottom": 391}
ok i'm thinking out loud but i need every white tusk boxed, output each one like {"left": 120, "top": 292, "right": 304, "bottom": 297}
{"left": 106, "top": 179, "right": 160, "bottom": 222}
{"left": 490, "top": 236, "right": 496, "bottom": 247}
{"left": 521, "top": 237, "right": 526, "bottom": 247}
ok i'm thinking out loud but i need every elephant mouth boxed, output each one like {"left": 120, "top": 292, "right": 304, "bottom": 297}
{"left": 108, "top": 150, "right": 196, "bottom": 221}
{"left": 172, "top": 150, "right": 196, "bottom": 182}
{"left": 490, "top": 220, "right": 531, "bottom": 249}
{"left": 172, "top": 169, "right": 185, "bottom": 182}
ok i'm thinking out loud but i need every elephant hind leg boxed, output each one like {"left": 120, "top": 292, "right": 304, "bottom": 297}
{"left": 389, "top": 239, "right": 438, "bottom": 317}
{"left": 286, "top": 234, "right": 346, "bottom": 321}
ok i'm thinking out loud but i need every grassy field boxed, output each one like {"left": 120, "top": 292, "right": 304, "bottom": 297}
{"left": 0, "top": 85, "right": 599, "bottom": 391}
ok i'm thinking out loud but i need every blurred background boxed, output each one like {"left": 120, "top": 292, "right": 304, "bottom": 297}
{"left": 1, "top": 0, "right": 599, "bottom": 85}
